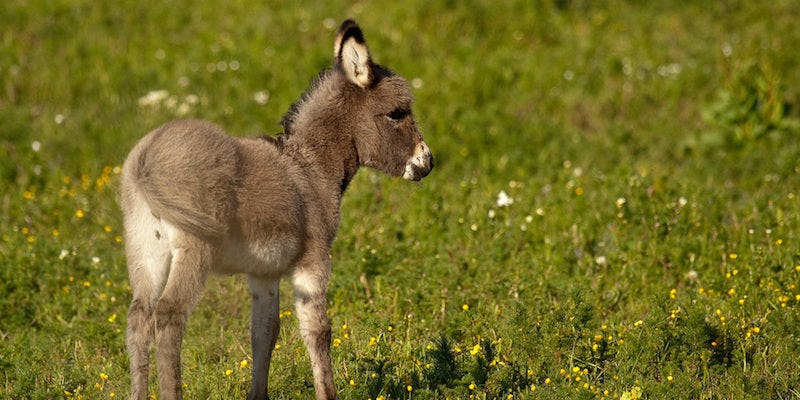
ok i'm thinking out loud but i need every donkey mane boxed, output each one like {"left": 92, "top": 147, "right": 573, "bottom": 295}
{"left": 280, "top": 69, "right": 336, "bottom": 136}
{"left": 280, "top": 64, "right": 398, "bottom": 136}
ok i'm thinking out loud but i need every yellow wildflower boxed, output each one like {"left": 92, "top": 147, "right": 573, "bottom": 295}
{"left": 470, "top": 344, "right": 482, "bottom": 356}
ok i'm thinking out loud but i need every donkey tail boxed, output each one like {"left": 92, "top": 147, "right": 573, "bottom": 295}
{"left": 121, "top": 120, "right": 239, "bottom": 240}
{"left": 135, "top": 182, "right": 227, "bottom": 240}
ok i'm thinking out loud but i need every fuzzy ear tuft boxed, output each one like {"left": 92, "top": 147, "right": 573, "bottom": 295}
{"left": 334, "top": 19, "right": 373, "bottom": 88}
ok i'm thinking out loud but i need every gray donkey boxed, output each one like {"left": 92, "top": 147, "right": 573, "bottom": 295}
{"left": 120, "top": 20, "right": 433, "bottom": 400}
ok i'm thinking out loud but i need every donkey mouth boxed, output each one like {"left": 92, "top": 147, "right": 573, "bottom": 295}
{"left": 402, "top": 142, "right": 433, "bottom": 181}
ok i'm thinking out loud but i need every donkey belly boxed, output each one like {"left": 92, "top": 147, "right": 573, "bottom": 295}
{"left": 216, "top": 237, "right": 301, "bottom": 277}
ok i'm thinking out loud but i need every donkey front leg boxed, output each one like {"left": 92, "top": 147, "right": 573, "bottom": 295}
{"left": 247, "top": 276, "right": 281, "bottom": 400}
{"left": 292, "top": 263, "right": 337, "bottom": 400}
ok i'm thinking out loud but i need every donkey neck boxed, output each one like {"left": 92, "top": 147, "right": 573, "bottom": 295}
{"left": 282, "top": 128, "right": 359, "bottom": 197}
{"left": 280, "top": 72, "right": 363, "bottom": 198}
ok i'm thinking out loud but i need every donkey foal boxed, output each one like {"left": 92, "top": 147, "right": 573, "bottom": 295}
{"left": 120, "top": 20, "right": 433, "bottom": 400}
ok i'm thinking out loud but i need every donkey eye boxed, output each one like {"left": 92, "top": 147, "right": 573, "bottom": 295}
{"left": 386, "top": 108, "right": 410, "bottom": 121}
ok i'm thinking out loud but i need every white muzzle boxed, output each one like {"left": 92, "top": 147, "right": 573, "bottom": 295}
{"left": 403, "top": 141, "right": 433, "bottom": 181}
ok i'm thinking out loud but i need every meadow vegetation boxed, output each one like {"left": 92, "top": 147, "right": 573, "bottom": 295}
{"left": 2, "top": 1, "right": 800, "bottom": 399}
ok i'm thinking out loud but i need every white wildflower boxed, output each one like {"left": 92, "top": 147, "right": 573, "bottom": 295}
{"left": 138, "top": 90, "right": 170, "bottom": 107}
{"left": 164, "top": 95, "right": 178, "bottom": 110}
{"left": 176, "top": 102, "right": 192, "bottom": 116}
{"left": 722, "top": 43, "right": 733, "bottom": 58}
{"left": 254, "top": 91, "right": 270, "bottom": 105}
{"left": 496, "top": 190, "right": 513, "bottom": 207}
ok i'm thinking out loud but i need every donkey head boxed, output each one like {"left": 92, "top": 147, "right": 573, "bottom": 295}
{"left": 334, "top": 20, "right": 433, "bottom": 181}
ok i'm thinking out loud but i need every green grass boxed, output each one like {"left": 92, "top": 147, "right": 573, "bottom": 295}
{"left": 3, "top": 1, "right": 800, "bottom": 399}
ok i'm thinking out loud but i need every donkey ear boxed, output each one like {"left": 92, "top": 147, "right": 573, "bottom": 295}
{"left": 334, "top": 19, "right": 373, "bottom": 88}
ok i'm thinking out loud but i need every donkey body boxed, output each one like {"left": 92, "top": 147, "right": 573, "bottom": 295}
{"left": 120, "top": 20, "right": 432, "bottom": 400}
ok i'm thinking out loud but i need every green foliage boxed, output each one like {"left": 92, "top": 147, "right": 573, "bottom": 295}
{"left": 2, "top": 1, "right": 800, "bottom": 399}
{"left": 703, "top": 57, "right": 800, "bottom": 147}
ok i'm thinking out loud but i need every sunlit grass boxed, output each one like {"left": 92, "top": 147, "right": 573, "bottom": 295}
{"left": 2, "top": 1, "right": 800, "bottom": 399}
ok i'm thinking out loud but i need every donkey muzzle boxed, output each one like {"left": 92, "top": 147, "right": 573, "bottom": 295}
{"left": 403, "top": 141, "right": 433, "bottom": 181}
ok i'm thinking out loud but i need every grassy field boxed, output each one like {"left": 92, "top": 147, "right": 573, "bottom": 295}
{"left": 3, "top": 1, "right": 800, "bottom": 399}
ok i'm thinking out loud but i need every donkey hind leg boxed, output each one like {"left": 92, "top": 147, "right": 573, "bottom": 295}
{"left": 247, "top": 276, "right": 281, "bottom": 400}
{"left": 125, "top": 203, "right": 172, "bottom": 400}
{"left": 292, "top": 266, "right": 337, "bottom": 400}
{"left": 154, "top": 223, "right": 213, "bottom": 400}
